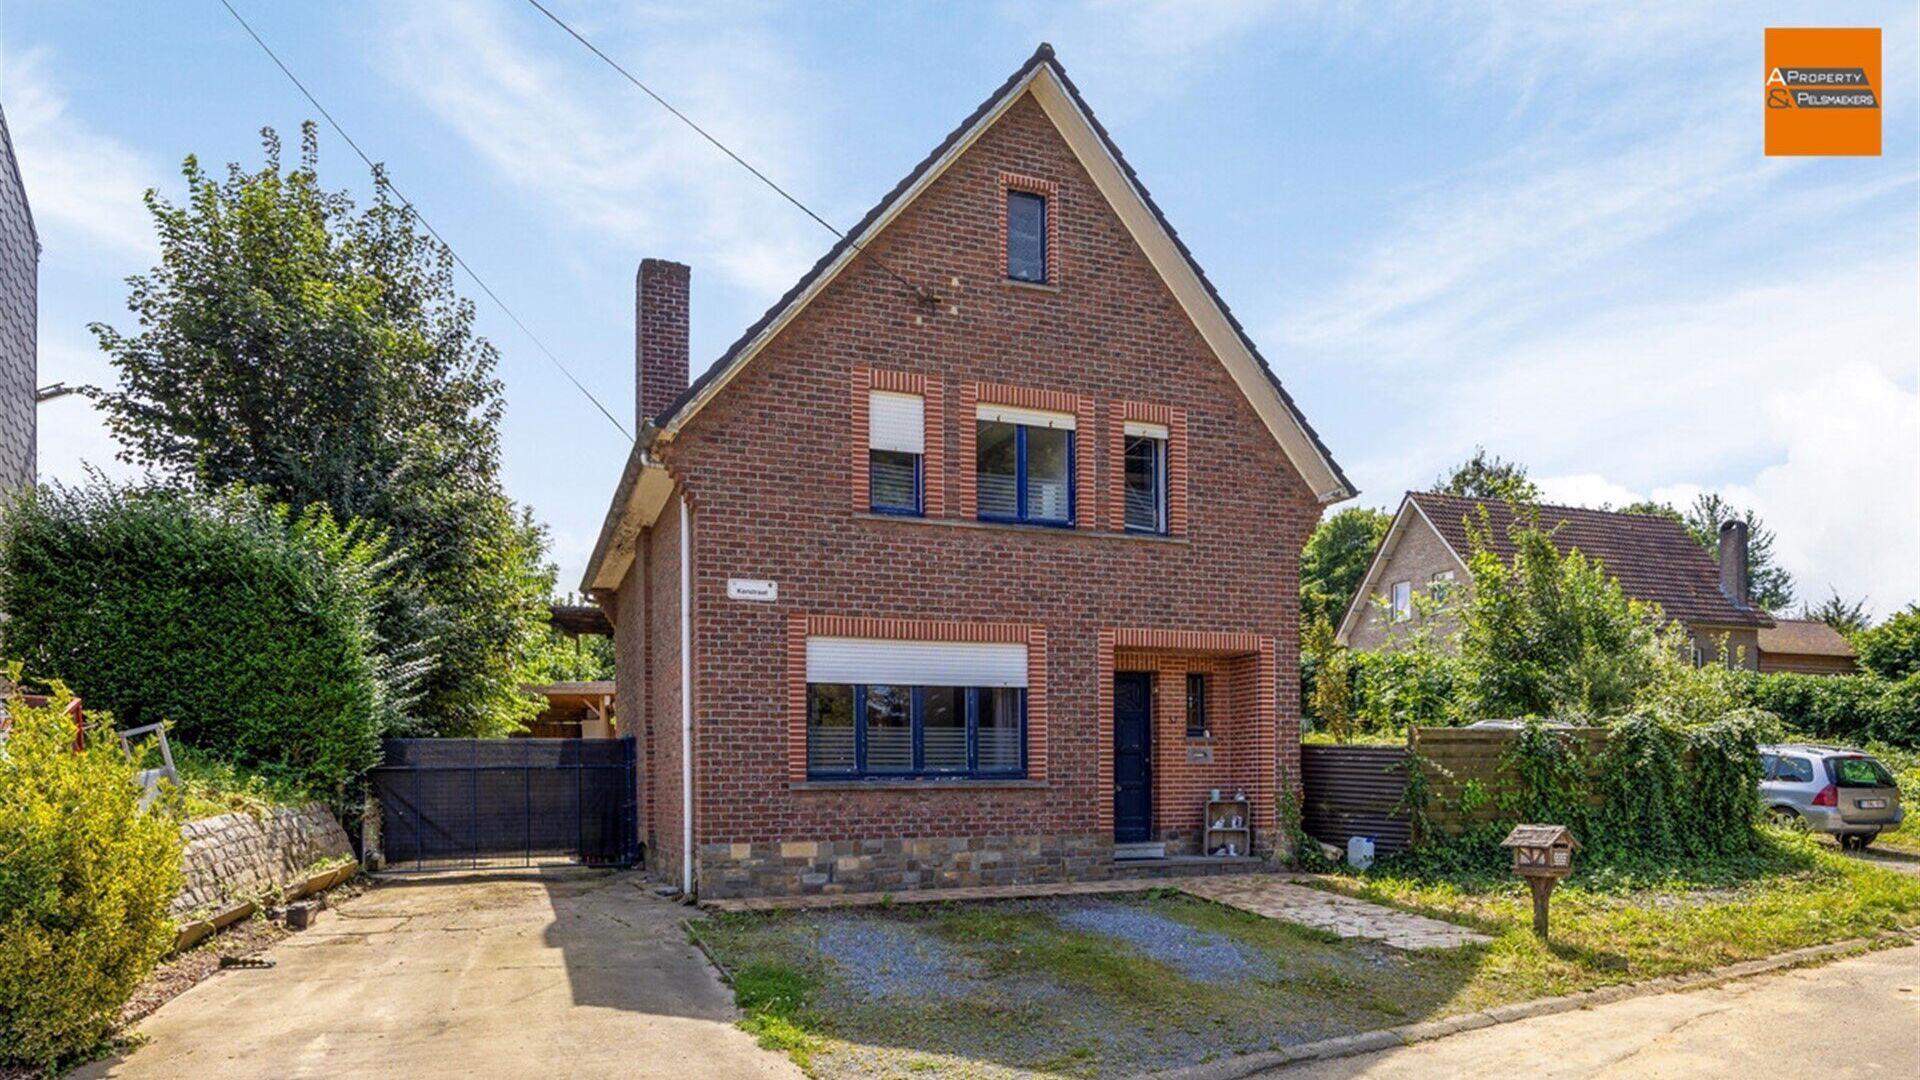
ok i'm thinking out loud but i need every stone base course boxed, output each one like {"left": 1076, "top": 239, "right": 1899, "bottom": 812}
{"left": 696, "top": 832, "right": 1268, "bottom": 900}
{"left": 173, "top": 802, "right": 352, "bottom": 917}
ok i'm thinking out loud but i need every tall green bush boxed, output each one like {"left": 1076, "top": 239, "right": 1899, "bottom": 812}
{"left": 0, "top": 679, "right": 182, "bottom": 1069}
{"left": 1749, "top": 672, "right": 1919, "bottom": 748}
{"left": 1856, "top": 605, "right": 1920, "bottom": 681}
{"left": 0, "top": 482, "right": 393, "bottom": 790}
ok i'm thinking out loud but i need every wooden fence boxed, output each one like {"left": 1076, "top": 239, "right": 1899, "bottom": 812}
{"left": 1413, "top": 727, "right": 1609, "bottom": 835}
{"left": 1302, "top": 726, "right": 1615, "bottom": 849}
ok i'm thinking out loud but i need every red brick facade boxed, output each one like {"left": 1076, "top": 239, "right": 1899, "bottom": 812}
{"left": 604, "top": 85, "right": 1325, "bottom": 898}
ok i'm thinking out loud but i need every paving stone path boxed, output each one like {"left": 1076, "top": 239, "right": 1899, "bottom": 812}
{"left": 1178, "top": 875, "right": 1492, "bottom": 950}
{"left": 702, "top": 871, "right": 1490, "bottom": 950}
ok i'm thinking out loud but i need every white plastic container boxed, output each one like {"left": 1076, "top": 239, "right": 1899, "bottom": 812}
{"left": 1346, "top": 835, "right": 1376, "bottom": 871}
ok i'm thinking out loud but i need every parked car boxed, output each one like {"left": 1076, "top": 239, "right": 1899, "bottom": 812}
{"left": 1759, "top": 744, "right": 1904, "bottom": 849}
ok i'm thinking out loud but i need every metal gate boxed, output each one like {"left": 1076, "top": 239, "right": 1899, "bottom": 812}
{"left": 371, "top": 737, "right": 639, "bottom": 872}
{"left": 1300, "top": 744, "right": 1413, "bottom": 854}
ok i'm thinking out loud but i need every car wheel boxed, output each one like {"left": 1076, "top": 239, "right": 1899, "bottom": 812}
{"left": 1768, "top": 806, "right": 1806, "bottom": 832}
{"left": 1854, "top": 833, "right": 1877, "bottom": 851}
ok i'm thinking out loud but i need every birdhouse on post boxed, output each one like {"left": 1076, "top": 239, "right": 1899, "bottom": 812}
{"left": 1500, "top": 824, "right": 1579, "bottom": 940}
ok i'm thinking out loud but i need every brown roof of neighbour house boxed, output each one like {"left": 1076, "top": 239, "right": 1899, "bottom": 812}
{"left": 1756, "top": 618, "right": 1855, "bottom": 658}
{"left": 1407, "top": 492, "right": 1774, "bottom": 629}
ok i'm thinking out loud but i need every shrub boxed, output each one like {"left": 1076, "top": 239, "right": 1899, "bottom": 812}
{"left": 1856, "top": 605, "right": 1920, "bottom": 681}
{"left": 1749, "top": 672, "right": 1918, "bottom": 748}
{"left": 0, "top": 678, "right": 183, "bottom": 1069}
{"left": 0, "top": 482, "right": 395, "bottom": 791}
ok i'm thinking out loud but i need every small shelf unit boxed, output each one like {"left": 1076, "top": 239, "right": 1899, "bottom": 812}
{"left": 1205, "top": 795, "right": 1252, "bottom": 857}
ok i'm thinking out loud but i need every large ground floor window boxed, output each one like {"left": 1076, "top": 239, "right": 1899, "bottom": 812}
{"left": 808, "top": 683, "right": 1025, "bottom": 778}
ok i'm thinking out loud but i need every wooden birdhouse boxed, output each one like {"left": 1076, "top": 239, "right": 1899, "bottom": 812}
{"left": 1500, "top": 824, "right": 1580, "bottom": 940}
{"left": 1501, "top": 824, "right": 1579, "bottom": 879}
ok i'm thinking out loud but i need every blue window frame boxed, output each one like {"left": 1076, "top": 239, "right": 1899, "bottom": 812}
{"left": 976, "top": 420, "right": 1074, "bottom": 526}
{"left": 806, "top": 684, "right": 1027, "bottom": 779}
{"left": 1123, "top": 432, "right": 1167, "bottom": 533}
{"left": 869, "top": 449, "right": 922, "bottom": 515}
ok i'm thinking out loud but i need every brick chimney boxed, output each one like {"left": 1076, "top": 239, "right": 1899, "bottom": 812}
{"left": 1718, "top": 520, "right": 1750, "bottom": 610}
{"left": 635, "top": 259, "right": 690, "bottom": 430}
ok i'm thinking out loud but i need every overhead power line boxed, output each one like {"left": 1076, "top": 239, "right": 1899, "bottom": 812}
{"left": 520, "top": 0, "right": 938, "bottom": 305}
{"left": 216, "top": 0, "right": 634, "bottom": 442}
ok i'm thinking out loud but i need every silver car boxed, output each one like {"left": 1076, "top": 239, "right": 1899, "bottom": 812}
{"left": 1759, "top": 744, "right": 1904, "bottom": 850}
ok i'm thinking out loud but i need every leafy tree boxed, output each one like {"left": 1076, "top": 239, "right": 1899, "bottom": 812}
{"left": 1302, "top": 615, "right": 1354, "bottom": 742}
{"left": 1432, "top": 446, "right": 1539, "bottom": 502}
{"left": 88, "top": 126, "right": 552, "bottom": 737}
{"left": 1800, "top": 588, "right": 1870, "bottom": 635}
{"left": 523, "top": 621, "right": 616, "bottom": 684}
{"left": 1300, "top": 506, "right": 1391, "bottom": 624}
{"left": 1620, "top": 493, "right": 1794, "bottom": 611}
{"left": 1456, "top": 508, "right": 1665, "bottom": 720}
{"left": 1856, "top": 604, "right": 1920, "bottom": 681}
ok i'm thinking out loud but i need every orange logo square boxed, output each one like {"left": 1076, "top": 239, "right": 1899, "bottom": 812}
{"left": 1766, "top": 28, "right": 1881, "bottom": 156}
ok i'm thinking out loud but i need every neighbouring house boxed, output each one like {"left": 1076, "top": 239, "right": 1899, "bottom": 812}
{"left": 581, "top": 45, "right": 1352, "bottom": 899}
{"left": 1756, "top": 618, "right": 1858, "bottom": 676}
{"left": 1337, "top": 492, "right": 1774, "bottom": 668}
{"left": 0, "top": 103, "right": 38, "bottom": 494}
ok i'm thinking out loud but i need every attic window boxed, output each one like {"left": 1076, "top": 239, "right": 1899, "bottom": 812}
{"left": 1006, "top": 190, "right": 1048, "bottom": 282}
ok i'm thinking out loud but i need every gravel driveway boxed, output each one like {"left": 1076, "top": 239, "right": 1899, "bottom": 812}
{"left": 73, "top": 869, "right": 799, "bottom": 1080}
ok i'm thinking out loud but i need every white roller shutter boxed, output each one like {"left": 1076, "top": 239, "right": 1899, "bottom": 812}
{"left": 806, "top": 638, "right": 1028, "bottom": 688}
{"left": 1123, "top": 420, "right": 1169, "bottom": 440}
{"left": 868, "top": 391, "right": 924, "bottom": 454}
{"left": 975, "top": 403, "right": 1075, "bottom": 430}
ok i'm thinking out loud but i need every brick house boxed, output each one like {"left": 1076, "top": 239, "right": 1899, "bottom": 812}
{"left": 581, "top": 45, "right": 1353, "bottom": 899}
{"left": 0, "top": 104, "right": 37, "bottom": 494}
{"left": 1337, "top": 492, "right": 1774, "bottom": 668}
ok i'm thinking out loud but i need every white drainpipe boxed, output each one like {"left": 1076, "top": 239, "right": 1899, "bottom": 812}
{"left": 679, "top": 496, "right": 694, "bottom": 895}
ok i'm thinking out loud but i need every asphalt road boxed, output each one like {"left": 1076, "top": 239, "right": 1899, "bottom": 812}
{"left": 1267, "top": 941, "right": 1920, "bottom": 1079}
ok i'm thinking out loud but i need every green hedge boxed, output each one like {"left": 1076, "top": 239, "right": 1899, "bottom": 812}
{"left": 1749, "top": 671, "right": 1920, "bottom": 748}
{"left": 0, "top": 483, "right": 392, "bottom": 791}
{"left": 0, "top": 681, "right": 182, "bottom": 1069}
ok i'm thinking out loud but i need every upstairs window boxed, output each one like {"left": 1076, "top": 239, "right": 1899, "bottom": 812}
{"left": 867, "top": 390, "right": 925, "bottom": 515}
{"left": 1429, "top": 570, "right": 1456, "bottom": 602}
{"left": 1123, "top": 422, "right": 1168, "bottom": 533}
{"left": 976, "top": 405, "right": 1074, "bottom": 526}
{"left": 1006, "top": 190, "right": 1048, "bottom": 283}
{"left": 1185, "top": 672, "right": 1208, "bottom": 737}
{"left": 1389, "top": 580, "right": 1412, "bottom": 622}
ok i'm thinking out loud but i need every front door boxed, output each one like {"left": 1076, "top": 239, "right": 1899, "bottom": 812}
{"left": 1113, "top": 672, "right": 1153, "bottom": 844}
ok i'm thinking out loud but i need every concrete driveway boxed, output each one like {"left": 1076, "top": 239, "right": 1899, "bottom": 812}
{"left": 1267, "top": 941, "right": 1920, "bottom": 1078}
{"left": 76, "top": 869, "right": 800, "bottom": 1080}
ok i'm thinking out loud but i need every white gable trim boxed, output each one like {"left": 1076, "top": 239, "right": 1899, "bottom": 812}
{"left": 1333, "top": 497, "right": 1471, "bottom": 645}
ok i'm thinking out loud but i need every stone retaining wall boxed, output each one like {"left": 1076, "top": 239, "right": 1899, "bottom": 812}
{"left": 174, "top": 803, "right": 352, "bottom": 917}
{"left": 696, "top": 833, "right": 1266, "bottom": 900}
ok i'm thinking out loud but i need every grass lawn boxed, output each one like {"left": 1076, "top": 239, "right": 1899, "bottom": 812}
{"left": 694, "top": 835, "right": 1920, "bottom": 1079}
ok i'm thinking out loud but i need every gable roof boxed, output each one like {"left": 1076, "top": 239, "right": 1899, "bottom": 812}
{"left": 584, "top": 45, "right": 1351, "bottom": 592}
{"left": 1336, "top": 492, "right": 1773, "bottom": 642}
{"left": 1757, "top": 618, "right": 1855, "bottom": 658}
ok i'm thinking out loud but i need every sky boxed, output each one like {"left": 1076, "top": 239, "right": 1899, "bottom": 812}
{"left": 4, "top": 1, "right": 1916, "bottom": 615}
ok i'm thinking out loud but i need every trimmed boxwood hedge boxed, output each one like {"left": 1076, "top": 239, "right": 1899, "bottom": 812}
{"left": 0, "top": 483, "right": 393, "bottom": 791}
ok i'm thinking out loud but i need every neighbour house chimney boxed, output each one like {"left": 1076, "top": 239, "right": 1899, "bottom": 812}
{"left": 1718, "top": 520, "right": 1750, "bottom": 610}
{"left": 635, "top": 259, "right": 690, "bottom": 431}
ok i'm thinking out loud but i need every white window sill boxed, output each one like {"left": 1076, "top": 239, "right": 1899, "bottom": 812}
{"left": 853, "top": 513, "right": 1187, "bottom": 544}
{"left": 791, "top": 778, "right": 1050, "bottom": 792}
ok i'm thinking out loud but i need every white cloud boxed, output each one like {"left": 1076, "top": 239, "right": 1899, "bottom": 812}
{"left": 375, "top": 0, "right": 823, "bottom": 296}
{"left": 0, "top": 47, "right": 159, "bottom": 261}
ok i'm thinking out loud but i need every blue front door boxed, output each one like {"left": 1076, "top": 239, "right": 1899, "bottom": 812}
{"left": 1113, "top": 672, "right": 1153, "bottom": 844}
